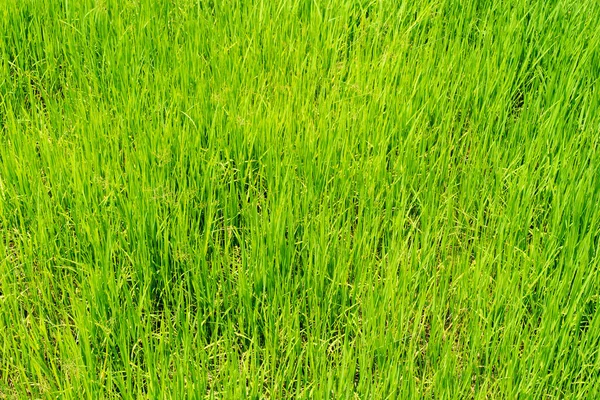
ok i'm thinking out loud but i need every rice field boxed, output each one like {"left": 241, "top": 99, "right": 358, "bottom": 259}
{"left": 1, "top": 0, "right": 600, "bottom": 398}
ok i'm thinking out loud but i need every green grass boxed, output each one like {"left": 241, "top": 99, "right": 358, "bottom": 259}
{"left": 1, "top": 0, "right": 600, "bottom": 398}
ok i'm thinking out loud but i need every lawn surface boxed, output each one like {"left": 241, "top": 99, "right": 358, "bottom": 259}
{"left": 1, "top": 0, "right": 600, "bottom": 398}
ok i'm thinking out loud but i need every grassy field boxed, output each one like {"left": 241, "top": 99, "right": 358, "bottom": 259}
{"left": 1, "top": 0, "right": 600, "bottom": 398}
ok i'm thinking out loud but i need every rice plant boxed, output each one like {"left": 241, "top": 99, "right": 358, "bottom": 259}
{"left": 1, "top": 0, "right": 599, "bottom": 398}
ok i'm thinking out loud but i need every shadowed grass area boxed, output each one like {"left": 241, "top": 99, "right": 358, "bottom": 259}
{"left": 1, "top": 0, "right": 600, "bottom": 398}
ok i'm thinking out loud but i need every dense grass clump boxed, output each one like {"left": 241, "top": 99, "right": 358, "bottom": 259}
{"left": 1, "top": 0, "right": 600, "bottom": 398}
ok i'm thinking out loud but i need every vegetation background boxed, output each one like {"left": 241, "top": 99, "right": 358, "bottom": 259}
{"left": 1, "top": 0, "right": 600, "bottom": 398}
